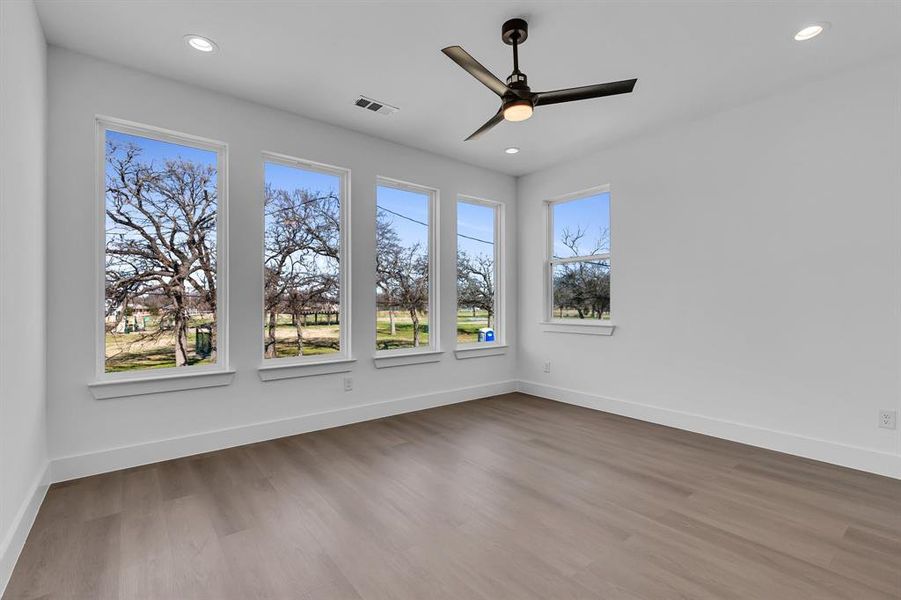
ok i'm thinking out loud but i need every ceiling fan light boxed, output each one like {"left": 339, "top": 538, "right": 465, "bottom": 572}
{"left": 503, "top": 101, "right": 533, "bottom": 122}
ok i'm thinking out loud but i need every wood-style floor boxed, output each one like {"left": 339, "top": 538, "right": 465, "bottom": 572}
{"left": 5, "top": 393, "right": 901, "bottom": 599}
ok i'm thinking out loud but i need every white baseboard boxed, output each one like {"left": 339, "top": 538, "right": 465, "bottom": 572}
{"left": 51, "top": 379, "right": 518, "bottom": 483}
{"left": 42, "top": 375, "right": 900, "bottom": 501}
{"left": 517, "top": 380, "right": 901, "bottom": 480}
{"left": 0, "top": 462, "right": 50, "bottom": 598}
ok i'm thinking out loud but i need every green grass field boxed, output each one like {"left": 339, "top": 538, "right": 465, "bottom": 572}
{"left": 105, "top": 315, "right": 216, "bottom": 372}
{"left": 552, "top": 308, "right": 612, "bottom": 320}
{"left": 265, "top": 313, "right": 340, "bottom": 359}
{"left": 375, "top": 309, "right": 493, "bottom": 348}
{"left": 106, "top": 309, "right": 499, "bottom": 371}
{"left": 375, "top": 310, "right": 429, "bottom": 351}
{"left": 455, "top": 309, "right": 491, "bottom": 344}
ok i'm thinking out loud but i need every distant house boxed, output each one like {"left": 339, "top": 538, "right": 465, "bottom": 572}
{"left": 106, "top": 303, "right": 152, "bottom": 333}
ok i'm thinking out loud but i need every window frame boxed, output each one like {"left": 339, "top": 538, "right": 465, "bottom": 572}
{"left": 456, "top": 195, "right": 505, "bottom": 349}
{"left": 544, "top": 184, "right": 614, "bottom": 329}
{"left": 259, "top": 151, "right": 352, "bottom": 368}
{"left": 93, "top": 116, "right": 230, "bottom": 383}
{"left": 374, "top": 176, "right": 440, "bottom": 359}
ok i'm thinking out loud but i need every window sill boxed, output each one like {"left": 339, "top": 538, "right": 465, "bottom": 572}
{"left": 373, "top": 350, "right": 444, "bottom": 369}
{"left": 454, "top": 344, "right": 509, "bottom": 359}
{"left": 540, "top": 321, "right": 616, "bottom": 336}
{"left": 258, "top": 358, "right": 355, "bottom": 381}
{"left": 89, "top": 369, "right": 236, "bottom": 400}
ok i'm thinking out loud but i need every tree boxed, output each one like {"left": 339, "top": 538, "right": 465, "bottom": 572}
{"left": 457, "top": 251, "right": 494, "bottom": 327}
{"left": 105, "top": 140, "right": 218, "bottom": 367}
{"left": 376, "top": 209, "right": 429, "bottom": 347}
{"left": 375, "top": 210, "right": 402, "bottom": 336}
{"left": 263, "top": 184, "right": 340, "bottom": 357}
{"left": 391, "top": 244, "right": 429, "bottom": 347}
{"left": 553, "top": 225, "right": 610, "bottom": 319}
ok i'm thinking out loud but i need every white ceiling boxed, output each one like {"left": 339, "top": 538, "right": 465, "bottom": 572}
{"left": 35, "top": 1, "right": 901, "bottom": 176}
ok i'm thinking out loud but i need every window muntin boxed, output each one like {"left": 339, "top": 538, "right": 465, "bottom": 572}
{"left": 548, "top": 189, "right": 611, "bottom": 322}
{"left": 101, "top": 122, "right": 226, "bottom": 375}
{"left": 263, "top": 156, "right": 348, "bottom": 362}
{"left": 375, "top": 179, "right": 437, "bottom": 353}
{"left": 457, "top": 198, "right": 501, "bottom": 345}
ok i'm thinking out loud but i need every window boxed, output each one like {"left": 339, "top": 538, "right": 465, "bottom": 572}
{"left": 457, "top": 197, "right": 502, "bottom": 345}
{"left": 99, "top": 119, "right": 227, "bottom": 376}
{"left": 547, "top": 187, "right": 611, "bottom": 322}
{"left": 263, "top": 154, "right": 349, "bottom": 362}
{"left": 375, "top": 178, "right": 438, "bottom": 353}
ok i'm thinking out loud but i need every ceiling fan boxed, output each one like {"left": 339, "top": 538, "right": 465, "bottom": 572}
{"left": 442, "top": 18, "right": 637, "bottom": 141}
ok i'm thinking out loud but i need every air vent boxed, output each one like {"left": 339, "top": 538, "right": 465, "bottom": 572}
{"left": 353, "top": 95, "right": 399, "bottom": 116}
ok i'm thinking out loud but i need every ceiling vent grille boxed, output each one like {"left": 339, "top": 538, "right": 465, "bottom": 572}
{"left": 353, "top": 95, "right": 399, "bottom": 116}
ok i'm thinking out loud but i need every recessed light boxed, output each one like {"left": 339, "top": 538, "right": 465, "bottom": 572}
{"left": 504, "top": 147, "right": 520, "bottom": 154}
{"left": 184, "top": 34, "right": 217, "bottom": 53}
{"left": 794, "top": 23, "right": 828, "bottom": 41}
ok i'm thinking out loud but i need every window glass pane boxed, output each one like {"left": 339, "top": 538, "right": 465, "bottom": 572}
{"left": 457, "top": 201, "right": 496, "bottom": 344}
{"left": 376, "top": 185, "right": 431, "bottom": 351}
{"left": 552, "top": 192, "right": 610, "bottom": 258}
{"left": 263, "top": 162, "right": 341, "bottom": 359}
{"left": 552, "top": 260, "right": 611, "bottom": 320}
{"left": 104, "top": 130, "right": 219, "bottom": 372}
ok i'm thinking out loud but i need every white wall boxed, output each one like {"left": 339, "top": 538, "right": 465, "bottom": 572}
{"left": 517, "top": 57, "right": 901, "bottom": 478}
{"left": 0, "top": 0, "right": 50, "bottom": 591}
{"left": 37, "top": 41, "right": 901, "bottom": 485}
{"left": 46, "top": 48, "right": 517, "bottom": 480}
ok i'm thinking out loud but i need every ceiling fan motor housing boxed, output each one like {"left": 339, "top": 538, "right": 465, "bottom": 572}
{"left": 506, "top": 72, "right": 528, "bottom": 90}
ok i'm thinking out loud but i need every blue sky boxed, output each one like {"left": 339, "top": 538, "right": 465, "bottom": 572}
{"left": 265, "top": 162, "right": 339, "bottom": 199}
{"left": 377, "top": 185, "right": 430, "bottom": 249}
{"left": 553, "top": 192, "right": 610, "bottom": 258}
{"left": 106, "top": 130, "right": 216, "bottom": 169}
{"left": 376, "top": 188, "right": 497, "bottom": 257}
{"left": 457, "top": 201, "right": 495, "bottom": 258}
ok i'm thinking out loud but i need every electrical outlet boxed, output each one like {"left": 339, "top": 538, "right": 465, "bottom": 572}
{"left": 878, "top": 409, "right": 897, "bottom": 430}
{"left": 543, "top": 361, "right": 551, "bottom": 374}
{"left": 343, "top": 377, "right": 353, "bottom": 392}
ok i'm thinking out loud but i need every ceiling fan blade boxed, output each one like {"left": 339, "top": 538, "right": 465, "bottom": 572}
{"left": 465, "top": 109, "right": 504, "bottom": 141}
{"left": 442, "top": 46, "right": 511, "bottom": 98}
{"left": 534, "top": 79, "right": 637, "bottom": 107}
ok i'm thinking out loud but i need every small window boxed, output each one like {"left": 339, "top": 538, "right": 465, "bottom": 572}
{"left": 457, "top": 197, "right": 502, "bottom": 345}
{"left": 547, "top": 188, "right": 611, "bottom": 321}
{"left": 100, "top": 119, "right": 227, "bottom": 375}
{"left": 263, "top": 155, "right": 349, "bottom": 361}
{"left": 375, "top": 178, "right": 438, "bottom": 353}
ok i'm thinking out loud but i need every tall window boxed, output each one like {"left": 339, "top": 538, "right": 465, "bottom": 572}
{"left": 100, "top": 119, "right": 227, "bottom": 375}
{"left": 263, "top": 155, "right": 349, "bottom": 361}
{"left": 457, "top": 197, "right": 502, "bottom": 345}
{"left": 375, "top": 179, "right": 437, "bottom": 352}
{"left": 547, "top": 188, "right": 611, "bottom": 321}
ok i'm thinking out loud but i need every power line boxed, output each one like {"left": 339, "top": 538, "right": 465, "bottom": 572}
{"left": 377, "top": 205, "right": 494, "bottom": 246}
{"left": 458, "top": 232, "right": 494, "bottom": 246}
{"left": 377, "top": 205, "right": 427, "bottom": 227}
{"left": 266, "top": 191, "right": 495, "bottom": 246}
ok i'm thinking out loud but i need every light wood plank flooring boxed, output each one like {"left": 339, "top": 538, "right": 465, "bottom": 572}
{"left": 5, "top": 393, "right": 901, "bottom": 599}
